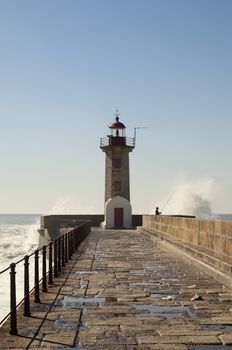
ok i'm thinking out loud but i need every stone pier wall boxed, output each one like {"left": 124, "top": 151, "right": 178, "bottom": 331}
{"left": 39, "top": 214, "right": 143, "bottom": 245}
{"left": 39, "top": 215, "right": 104, "bottom": 244}
{"left": 142, "top": 215, "right": 232, "bottom": 259}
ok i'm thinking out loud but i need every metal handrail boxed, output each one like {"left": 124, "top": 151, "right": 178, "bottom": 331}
{"left": 0, "top": 247, "right": 43, "bottom": 276}
{"left": 0, "top": 221, "right": 91, "bottom": 334}
{"left": 100, "top": 137, "right": 135, "bottom": 147}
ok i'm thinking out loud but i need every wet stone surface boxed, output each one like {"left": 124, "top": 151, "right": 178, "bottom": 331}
{"left": 190, "top": 346, "right": 232, "bottom": 349}
{"left": 1, "top": 228, "right": 232, "bottom": 349}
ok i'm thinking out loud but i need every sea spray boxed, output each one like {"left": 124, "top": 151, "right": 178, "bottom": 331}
{"left": 49, "top": 197, "right": 75, "bottom": 214}
{"left": 0, "top": 214, "right": 40, "bottom": 322}
{"left": 22, "top": 218, "right": 40, "bottom": 253}
{"left": 0, "top": 216, "right": 40, "bottom": 269}
{"left": 163, "top": 178, "right": 216, "bottom": 218}
{"left": 49, "top": 196, "right": 97, "bottom": 214}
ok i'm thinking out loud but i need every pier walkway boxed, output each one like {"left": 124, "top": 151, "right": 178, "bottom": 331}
{"left": 1, "top": 228, "right": 232, "bottom": 349}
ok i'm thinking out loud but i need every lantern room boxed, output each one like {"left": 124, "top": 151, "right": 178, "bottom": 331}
{"left": 100, "top": 112, "right": 135, "bottom": 149}
{"left": 109, "top": 116, "right": 126, "bottom": 137}
{"left": 108, "top": 116, "right": 126, "bottom": 146}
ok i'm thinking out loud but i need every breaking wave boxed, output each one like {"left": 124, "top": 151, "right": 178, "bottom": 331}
{"left": 162, "top": 178, "right": 215, "bottom": 218}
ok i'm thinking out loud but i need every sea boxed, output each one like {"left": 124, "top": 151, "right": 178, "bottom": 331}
{"left": 0, "top": 213, "right": 232, "bottom": 323}
{"left": 0, "top": 214, "right": 40, "bottom": 322}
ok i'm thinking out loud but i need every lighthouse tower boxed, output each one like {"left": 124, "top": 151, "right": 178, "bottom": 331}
{"left": 100, "top": 112, "right": 135, "bottom": 228}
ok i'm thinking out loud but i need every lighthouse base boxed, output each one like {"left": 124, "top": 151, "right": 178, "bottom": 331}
{"left": 103, "top": 196, "right": 132, "bottom": 229}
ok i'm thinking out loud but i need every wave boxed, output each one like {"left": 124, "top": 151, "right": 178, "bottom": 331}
{"left": 162, "top": 178, "right": 215, "bottom": 218}
{"left": 0, "top": 217, "right": 40, "bottom": 270}
{"left": 0, "top": 216, "right": 40, "bottom": 322}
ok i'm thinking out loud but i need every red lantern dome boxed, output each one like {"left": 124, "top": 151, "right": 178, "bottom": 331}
{"left": 109, "top": 116, "right": 126, "bottom": 129}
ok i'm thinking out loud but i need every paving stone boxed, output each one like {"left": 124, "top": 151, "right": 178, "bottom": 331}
{"left": 127, "top": 346, "right": 188, "bottom": 350}
{"left": 219, "top": 333, "right": 232, "bottom": 345}
{"left": 42, "top": 332, "right": 76, "bottom": 344}
{"left": 85, "top": 305, "right": 137, "bottom": 314}
{"left": 211, "top": 316, "right": 232, "bottom": 323}
{"left": 84, "top": 316, "right": 164, "bottom": 326}
{"left": 157, "top": 329, "right": 221, "bottom": 336}
{"left": 137, "top": 335, "right": 222, "bottom": 344}
{"left": 79, "top": 334, "right": 137, "bottom": 346}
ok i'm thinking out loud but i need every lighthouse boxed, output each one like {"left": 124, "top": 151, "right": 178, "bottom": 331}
{"left": 100, "top": 111, "right": 135, "bottom": 228}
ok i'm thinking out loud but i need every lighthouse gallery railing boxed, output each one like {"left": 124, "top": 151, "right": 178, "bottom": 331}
{"left": 0, "top": 221, "right": 91, "bottom": 335}
{"left": 100, "top": 137, "right": 135, "bottom": 147}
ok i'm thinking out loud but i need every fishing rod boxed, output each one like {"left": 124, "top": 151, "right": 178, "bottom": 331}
{"left": 160, "top": 189, "right": 177, "bottom": 212}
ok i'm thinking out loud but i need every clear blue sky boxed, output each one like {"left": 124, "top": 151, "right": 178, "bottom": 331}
{"left": 0, "top": 0, "right": 231, "bottom": 214}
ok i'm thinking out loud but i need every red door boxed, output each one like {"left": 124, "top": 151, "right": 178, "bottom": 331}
{"left": 114, "top": 208, "right": 124, "bottom": 228}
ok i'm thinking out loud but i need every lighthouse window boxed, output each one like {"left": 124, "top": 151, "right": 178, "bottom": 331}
{"left": 112, "top": 158, "right": 121, "bottom": 169}
{"left": 113, "top": 181, "right": 121, "bottom": 191}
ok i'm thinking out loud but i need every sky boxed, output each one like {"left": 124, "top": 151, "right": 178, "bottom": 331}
{"left": 0, "top": 0, "right": 232, "bottom": 215}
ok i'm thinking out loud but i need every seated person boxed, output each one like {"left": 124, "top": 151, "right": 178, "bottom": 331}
{"left": 155, "top": 207, "right": 162, "bottom": 215}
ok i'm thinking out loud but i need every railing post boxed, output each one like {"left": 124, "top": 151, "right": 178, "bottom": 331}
{"left": 57, "top": 237, "right": 61, "bottom": 272}
{"left": 24, "top": 255, "right": 31, "bottom": 317}
{"left": 54, "top": 240, "right": 58, "bottom": 277}
{"left": 48, "top": 242, "right": 53, "bottom": 285}
{"left": 68, "top": 232, "right": 72, "bottom": 259}
{"left": 65, "top": 234, "right": 68, "bottom": 263}
{"left": 76, "top": 229, "right": 80, "bottom": 249}
{"left": 34, "top": 250, "right": 40, "bottom": 303}
{"left": 61, "top": 236, "right": 65, "bottom": 267}
{"left": 42, "top": 246, "right": 47, "bottom": 293}
{"left": 74, "top": 228, "right": 78, "bottom": 250}
{"left": 10, "top": 263, "right": 18, "bottom": 335}
{"left": 77, "top": 227, "right": 82, "bottom": 247}
{"left": 71, "top": 231, "right": 74, "bottom": 254}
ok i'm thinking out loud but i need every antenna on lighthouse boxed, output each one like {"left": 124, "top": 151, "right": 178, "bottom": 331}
{"left": 114, "top": 108, "right": 120, "bottom": 118}
{"left": 134, "top": 127, "right": 148, "bottom": 146}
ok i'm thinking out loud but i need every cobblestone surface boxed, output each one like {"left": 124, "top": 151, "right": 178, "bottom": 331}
{"left": 1, "top": 228, "right": 232, "bottom": 349}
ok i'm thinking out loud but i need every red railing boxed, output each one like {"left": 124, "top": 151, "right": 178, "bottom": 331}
{"left": 0, "top": 221, "right": 91, "bottom": 335}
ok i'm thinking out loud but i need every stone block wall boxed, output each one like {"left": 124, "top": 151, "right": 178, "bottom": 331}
{"left": 142, "top": 215, "right": 232, "bottom": 259}
{"left": 39, "top": 214, "right": 143, "bottom": 245}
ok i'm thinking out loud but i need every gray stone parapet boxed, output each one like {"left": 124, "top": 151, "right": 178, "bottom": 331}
{"left": 142, "top": 215, "right": 232, "bottom": 284}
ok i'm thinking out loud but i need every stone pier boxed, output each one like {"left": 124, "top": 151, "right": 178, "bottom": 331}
{"left": 1, "top": 228, "right": 232, "bottom": 349}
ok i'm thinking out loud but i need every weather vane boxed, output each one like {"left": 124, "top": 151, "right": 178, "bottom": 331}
{"left": 114, "top": 107, "right": 120, "bottom": 119}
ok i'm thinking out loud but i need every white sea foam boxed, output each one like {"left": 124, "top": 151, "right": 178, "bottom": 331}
{"left": 0, "top": 221, "right": 39, "bottom": 267}
{"left": 0, "top": 215, "right": 40, "bottom": 322}
{"left": 49, "top": 196, "right": 96, "bottom": 214}
{"left": 162, "top": 178, "right": 216, "bottom": 218}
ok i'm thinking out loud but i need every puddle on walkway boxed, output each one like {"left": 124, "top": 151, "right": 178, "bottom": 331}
{"left": 61, "top": 295, "right": 105, "bottom": 308}
{"left": 130, "top": 270, "right": 145, "bottom": 275}
{"left": 129, "top": 282, "right": 158, "bottom": 286}
{"left": 84, "top": 249, "right": 106, "bottom": 254}
{"left": 55, "top": 347, "right": 87, "bottom": 350}
{"left": 83, "top": 249, "right": 96, "bottom": 253}
{"left": 53, "top": 317, "right": 77, "bottom": 330}
{"left": 133, "top": 304, "right": 195, "bottom": 319}
{"left": 75, "top": 271, "right": 97, "bottom": 275}
{"left": 80, "top": 278, "right": 88, "bottom": 289}
{"left": 150, "top": 289, "right": 174, "bottom": 295}
{"left": 151, "top": 293, "right": 169, "bottom": 299}
{"left": 161, "top": 277, "right": 180, "bottom": 282}
{"left": 202, "top": 324, "right": 232, "bottom": 332}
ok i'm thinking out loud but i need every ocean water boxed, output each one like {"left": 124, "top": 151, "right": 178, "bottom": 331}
{"left": 212, "top": 214, "right": 232, "bottom": 221}
{"left": 0, "top": 213, "right": 232, "bottom": 324}
{"left": 0, "top": 214, "right": 40, "bottom": 322}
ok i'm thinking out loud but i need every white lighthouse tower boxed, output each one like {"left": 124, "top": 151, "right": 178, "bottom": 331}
{"left": 100, "top": 111, "right": 135, "bottom": 228}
